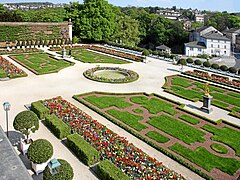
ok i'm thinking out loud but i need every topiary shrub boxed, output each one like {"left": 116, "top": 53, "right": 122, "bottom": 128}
{"left": 152, "top": 51, "right": 158, "bottom": 56}
{"left": 13, "top": 110, "right": 39, "bottom": 143}
{"left": 211, "top": 63, "right": 219, "bottom": 69}
{"left": 220, "top": 65, "right": 228, "bottom": 71}
{"left": 43, "top": 159, "right": 74, "bottom": 180}
{"left": 186, "top": 58, "right": 193, "bottom": 64}
{"left": 203, "top": 61, "right": 211, "bottom": 67}
{"left": 28, "top": 139, "right": 53, "bottom": 164}
{"left": 31, "top": 101, "right": 50, "bottom": 119}
{"left": 178, "top": 58, "right": 187, "bottom": 66}
{"left": 194, "top": 59, "right": 202, "bottom": 66}
{"left": 228, "top": 67, "right": 237, "bottom": 74}
{"left": 142, "top": 49, "right": 150, "bottom": 56}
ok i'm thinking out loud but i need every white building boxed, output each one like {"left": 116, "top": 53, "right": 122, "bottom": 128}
{"left": 194, "top": 14, "right": 205, "bottom": 23}
{"left": 185, "top": 26, "right": 231, "bottom": 56}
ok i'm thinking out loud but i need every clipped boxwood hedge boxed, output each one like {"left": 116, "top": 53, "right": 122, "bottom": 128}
{"left": 31, "top": 101, "right": 50, "bottom": 120}
{"left": 45, "top": 114, "right": 71, "bottom": 139}
{"left": 67, "top": 133, "right": 100, "bottom": 166}
{"left": 97, "top": 160, "right": 130, "bottom": 180}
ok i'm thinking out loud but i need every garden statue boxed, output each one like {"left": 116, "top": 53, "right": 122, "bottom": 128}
{"left": 201, "top": 82, "right": 213, "bottom": 113}
{"left": 205, "top": 82, "right": 210, "bottom": 96}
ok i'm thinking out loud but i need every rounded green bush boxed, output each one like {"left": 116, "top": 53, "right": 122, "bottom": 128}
{"left": 210, "top": 143, "right": 228, "bottom": 154}
{"left": 203, "top": 61, "right": 211, "bottom": 67}
{"left": 228, "top": 67, "right": 237, "bottom": 74}
{"left": 220, "top": 65, "right": 228, "bottom": 71}
{"left": 43, "top": 159, "right": 74, "bottom": 180}
{"left": 194, "top": 59, "right": 202, "bottom": 66}
{"left": 186, "top": 58, "right": 193, "bottom": 64}
{"left": 238, "top": 69, "right": 240, "bottom": 75}
{"left": 178, "top": 58, "right": 187, "bottom": 65}
{"left": 211, "top": 63, "right": 219, "bottom": 69}
{"left": 13, "top": 110, "right": 39, "bottom": 139}
{"left": 28, "top": 139, "right": 53, "bottom": 164}
{"left": 142, "top": 49, "right": 149, "bottom": 56}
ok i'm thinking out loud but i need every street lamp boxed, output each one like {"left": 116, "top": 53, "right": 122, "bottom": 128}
{"left": 3, "top": 102, "right": 11, "bottom": 138}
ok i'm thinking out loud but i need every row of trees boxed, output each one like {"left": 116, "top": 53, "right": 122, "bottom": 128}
{"left": 14, "top": 38, "right": 71, "bottom": 47}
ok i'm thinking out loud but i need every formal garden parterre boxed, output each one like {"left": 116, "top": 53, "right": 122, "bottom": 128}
{"left": 73, "top": 92, "right": 240, "bottom": 180}
{"left": 163, "top": 75, "right": 240, "bottom": 119}
{"left": 0, "top": 56, "right": 27, "bottom": 78}
{"left": 9, "top": 53, "right": 74, "bottom": 75}
{"left": 33, "top": 96, "right": 184, "bottom": 180}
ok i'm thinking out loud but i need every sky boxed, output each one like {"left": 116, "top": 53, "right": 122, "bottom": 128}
{"left": 1, "top": 0, "right": 240, "bottom": 13}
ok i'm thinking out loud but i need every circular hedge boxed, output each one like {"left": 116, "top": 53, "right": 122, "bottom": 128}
{"left": 43, "top": 159, "right": 74, "bottom": 180}
{"left": 194, "top": 59, "right": 202, "bottom": 66}
{"left": 178, "top": 58, "right": 187, "bottom": 65}
{"left": 228, "top": 67, "right": 237, "bottom": 74}
{"left": 220, "top": 65, "right": 228, "bottom": 71}
{"left": 28, "top": 139, "right": 53, "bottom": 164}
{"left": 186, "top": 58, "right": 193, "bottom": 64}
{"left": 211, "top": 63, "right": 219, "bottom": 69}
{"left": 203, "top": 61, "right": 211, "bottom": 67}
{"left": 13, "top": 110, "right": 39, "bottom": 138}
{"left": 210, "top": 143, "right": 228, "bottom": 154}
{"left": 83, "top": 67, "right": 139, "bottom": 83}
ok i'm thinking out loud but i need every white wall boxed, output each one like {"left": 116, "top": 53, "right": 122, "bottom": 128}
{"left": 205, "top": 39, "right": 231, "bottom": 56}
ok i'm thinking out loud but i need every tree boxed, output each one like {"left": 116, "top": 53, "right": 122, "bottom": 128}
{"left": 13, "top": 110, "right": 39, "bottom": 143}
{"left": 66, "top": 0, "right": 116, "bottom": 42}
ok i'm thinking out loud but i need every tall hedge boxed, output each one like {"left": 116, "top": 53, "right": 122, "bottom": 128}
{"left": 31, "top": 101, "right": 50, "bottom": 119}
{"left": 67, "top": 134, "right": 100, "bottom": 166}
{"left": 45, "top": 114, "right": 71, "bottom": 139}
{"left": 43, "top": 159, "right": 74, "bottom": 180}
{"left": 97, "top": 160, "right": 130, "bottom": 180}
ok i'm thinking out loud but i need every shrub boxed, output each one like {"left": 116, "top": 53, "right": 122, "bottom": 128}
{"left": 194, "top": 59, "right": 202, "bottom": 66}
{"left": 13, "top": 110, "right": 39, "bottom": 142}
{"left": 43, "top": 159, "right": 74, "bottom": 180}
{"left": 45, "top": 114, "right": 71, "bottom": 139}
{"left": 67, "top": 134, "right": 100, "bottom": 166}
{"left": 31, "top": 101, "right": 50, "bottom": 119}
{"left": 211, "top": 63, "right": 219, "bottom": 69}
{"left": 152, "top": 51, "right": 158, "bottom": 56}
{"left": 158, "top": 51, "right": 164, "bottom": 57}
{"left": 203, "top": 61, "right": 211, "bottom": 67}
{"left": 238, "top": 69, "right": 240, "bottom": 75}
{"left": 142, "top": 49, "right": 150, "bottom": 56}
{"left": 178, "top": 58, "right": 187, "bottom": 65}
{"left": 228, "top": 67, "right": 237, "bottom": 74}
{"left": 28, "top": 139, "right": 53, "bottom": 164}
{"left": 186, "top": 58, "right": 193, "bottom": 64}
{"left": 97, "top": 160, "right": 130, "bottom": 180}
{"left": 220, "top": 65, "right": 228, "bottom": 71}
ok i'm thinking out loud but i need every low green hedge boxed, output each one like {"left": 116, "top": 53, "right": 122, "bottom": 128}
{"left": 45, "top": 114, "right": 71, "bottom": 139}
{"left": 66, "top": 133, "right": 100, "bottom": 166}
{"left": 31, "top": 101, "right": 50, "bottom": 119}
{"left": 97, "top": 160, "right": 130, "bottom": 180}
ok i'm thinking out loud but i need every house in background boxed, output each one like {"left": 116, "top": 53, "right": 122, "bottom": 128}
{"left": 185, "top": 26, "right": 231, "bottom": 56}
{"left": 194, "top": 13, "right": 205, "bottom": 23}
{"left": 236, "top": 34, "right": 240, "bottom": 52}
{"left": 222, "top": 27, "right": 240, "bottom": 48}
{"left": 156, "top": 44, "right": 171, "bottom": 54}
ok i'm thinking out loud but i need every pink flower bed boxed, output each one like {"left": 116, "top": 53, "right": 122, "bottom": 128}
{"left": 0, "top": 56, "right": 27, "bottom": 78}
{"left": 184, "top": 70, "right": 240, "bottom": 88}
{"left": 43, "top": 96, "right": 183, "bottom": 179}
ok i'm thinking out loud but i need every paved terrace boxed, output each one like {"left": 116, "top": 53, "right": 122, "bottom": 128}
{"left": 0, "top": 46, "right": 239, "bottom": 180}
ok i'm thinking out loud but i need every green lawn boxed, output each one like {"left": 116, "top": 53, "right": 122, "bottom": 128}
{"left": 132, "top": 108, "right": 144, "bottom": 114}
{"left": 11, "top": 53, "right": 73, "bottom": 75}
{"left": 147, "top": 114, "right": 205, "bottom": 144}
{"left": 0, "top": 68, "right": 7, "bottom": 78}
{"left": 212, "top": 100, "right": 229, "bottom": 108}
{"left": 211, "top": 143, "right": 228, "bottom": 154}
{"left": 227, "top": 92, "right": 240, "bottom": 99}
{"left": 169, "top": 143, "right": 240, "bottom": 175}
{"left": 106, "top": 109, "right": 146, "bottom": 131}
{"left": 232, "top": 107, "right": 240, "bottom": 113}
{"left": 130, "top": 96, "right": 177, "bottom": 115}
{"left": 146, "top": 131, "right": 170, "bottom": 143}
{"left": 83, "top": 95, "right": 133, "bottom": 109}
{"left": 202, "top": 124, "right": 240, "bottom": 156}
{"left": 67, "top": 49, "right": 129, "bottom": 64}
{"left": 178, "top": 114, "right": 200, "bottom": 125}
{"left": 171, "top": 77, "right": 192, "bottom": 88}
{"left": 170, "top": 86, "right": 203, "bottom": 100}
{"left": 211, "top": 93, "right": 240, "bottom": 107}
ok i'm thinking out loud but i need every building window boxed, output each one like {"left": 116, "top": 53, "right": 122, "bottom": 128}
{"left": 198, "top": 48, "right": 202, "bottom": 51}
{"left": 211, "top": 50, "right": 213, "bottom": 53}
{"left": 218, "top": 40, "right": 220, "bottom": 43}
{"left": 218, "top": 45, "right": 220, "bottom": 48}
{"left": 211, "top": 44, "right": 213, "bottom": 48}
{"left": 190, "top": 47, "right": 193, "bottom": 51}
{"left": 224, "top": 45, "right": 226, "bottom": 49}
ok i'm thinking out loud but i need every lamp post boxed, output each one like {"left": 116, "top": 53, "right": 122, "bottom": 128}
{"left": 3, "top": 102, "right": 11, "bottom": 138}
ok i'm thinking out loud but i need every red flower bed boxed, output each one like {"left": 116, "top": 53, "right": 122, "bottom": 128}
{"left": 0, "top": 56, "right": 27, "bottom": 78}
{"left": 43, "top": 96, "right": 183, "bottom": 179}
{"left": 184, "top": 70, "right": 240, "bottom": 88}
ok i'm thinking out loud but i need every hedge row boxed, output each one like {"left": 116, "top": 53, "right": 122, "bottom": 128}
{"left": 31, "top": 101, "right": 50, "bottom": 119}
{"left": 66, "top": 133, "right": 100, "bottom": 166}
{"left": 45, "top": 114, "right": 71, "bottom": 139}
{"left": 72, "top": 95, "right": 213, "bottom": 180}
{"left": 97, "top": 160, "right": 130, "bottom": 180}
